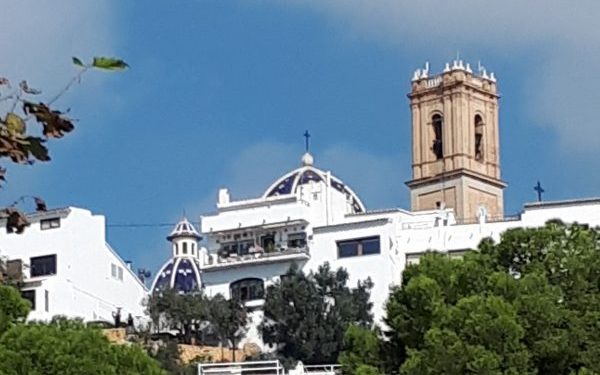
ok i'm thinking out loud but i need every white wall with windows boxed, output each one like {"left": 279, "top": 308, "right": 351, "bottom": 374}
{"left": 0, "top": 207, "right": 148, "bottom": 323}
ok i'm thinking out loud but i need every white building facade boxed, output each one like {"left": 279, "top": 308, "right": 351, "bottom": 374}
{"left": 0, "top": 207, "right": 148, "bottom": 323}
{"left": 150, "top": 61, "right": 600, "bottom": 351}
{"left": 150, "top": 153, "right": 600, "bottom": 350}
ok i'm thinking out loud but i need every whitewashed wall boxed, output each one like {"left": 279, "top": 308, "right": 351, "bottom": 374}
{"left": 0, "top": 207, "right": 148, "bottom": 323}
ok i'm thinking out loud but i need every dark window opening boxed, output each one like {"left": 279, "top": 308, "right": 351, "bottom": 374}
{"left": 40, "top": 218, "right": 60, "bottom": 230}
{"left": 30, "top": 254, "right": 56, "bottom": 277}
{"left": 22, "top": 290, "right": 35, "bottom": 310}
{"left": 287, "top": 233, "right": 307, "bottom": 249}
{"left": 220, "top": 241, "right": 253, "bottom": 257}
{"left": 261, "top": 234, "right": 276, "bottom": 252}
{"left": 474, "top": 114, "right": 484, "bottom": 161}
{"left": 182, "top": 242, "right": 188, "bottom": 254}
{"left": 337, "top": 236, "right": 381, "bottom": 258}
{"left": 45, "top": 290, "right": 49, "bottom": 312}
{"left": 230, "top": 278, "right": 264, "bottom": 302}
{"left": 432, "top": 114, "right": 444, "bottom": 160}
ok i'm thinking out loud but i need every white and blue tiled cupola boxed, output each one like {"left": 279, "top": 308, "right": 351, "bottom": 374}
{"left": 150, "top": 218, "right": 203, "bottom": 294}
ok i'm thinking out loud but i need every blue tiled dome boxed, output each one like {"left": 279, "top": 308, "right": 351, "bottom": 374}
{"left": 263, "top": 156, "right": 366, "bottom": 214}
{"left": 151, "top": 257, "right": 202, "bottom": 294}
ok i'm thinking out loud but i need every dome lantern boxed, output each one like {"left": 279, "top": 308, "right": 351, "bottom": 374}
{"left": 167, "top": 218, "right": 202, "bottom": 259}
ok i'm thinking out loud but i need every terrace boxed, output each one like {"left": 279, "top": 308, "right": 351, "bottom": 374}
{"left": 202, "top": 219, "right": 311, "bottom": 271}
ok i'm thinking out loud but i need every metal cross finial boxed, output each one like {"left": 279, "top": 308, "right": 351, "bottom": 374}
{"left": 303, "top": 130, "right": 311, "bottom": 152}
{"left": 534, "top": 181, "right": 545, "bottom": 202}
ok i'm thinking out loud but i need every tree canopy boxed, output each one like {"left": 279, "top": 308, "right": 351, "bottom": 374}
{"left": 380, "top": 220, "right": 600, "bottom": 375}
{"left": 0, "top": 285, "right": 164, "bottom": 375}
{"left": 261, "top": 263, "right": 373, "bottom": 366}
{"left": 0, "top": 284, "right": 30, "bottom": 335}
{"left": 145, "top": 288, "right": 247, "bottom": 363}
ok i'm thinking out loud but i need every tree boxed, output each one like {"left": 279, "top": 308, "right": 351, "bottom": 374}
{"left": 208, "top": 294, "right": 248, "bottom": 362}
{"left": 0, "top": 316, "right": 164, "bottom": 375}
{"left": 261, "top": 263, "right": 373, "bottom": 366}
{"left": 0, "top": 57, "right": 127, "bottom": 232}
{"left": 0, "top": 284, "right": 30, "bottom": 335}
{"left": 384, "top": 221, "right": 600, "bottom": 374}
{"left": 145, "top": 288, "right": 210, "bottom": 344}
{"left": 338, "top": 324, "right": 382, "bottom": 375}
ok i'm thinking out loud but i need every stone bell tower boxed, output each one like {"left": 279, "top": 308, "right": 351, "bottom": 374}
{"left": 405, "top": 61, "right": 506, "bottom": 221}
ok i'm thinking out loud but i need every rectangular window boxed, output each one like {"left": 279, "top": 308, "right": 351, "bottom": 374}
{"left": 111, "top": 263, "right": 123, "bottom": 281}
{"left": 337, "top": 236, "right": 380, "bottom": 258}
{"left": 45, "top": 290, "right": 49, "bottom": 312}
{"left": 40, "top": 218, "right": 60, "bottom": 230}
{"left": 338, "top": 241, "right": 359, "bottom": 258}
{"left": 21, "top": 290, "right": 36, "bottom": 310}
{"left": 30, "top": 254, "right": 57, "bottom": 277}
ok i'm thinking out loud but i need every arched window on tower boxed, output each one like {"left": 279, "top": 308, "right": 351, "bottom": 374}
{"left": 474, "top": 114, "right": 484, "bottom": 161}
{"left": 432, "top": 114, "right": 444, "bottom": 160}
{"left": 182, "top": 242, "right": 188, "bottom": 255}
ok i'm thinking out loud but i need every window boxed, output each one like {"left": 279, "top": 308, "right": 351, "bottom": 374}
{"left": 30, "top": 254, "right": 56, "bottom": 277}
{"left": 474, "top": 114, "right": 484, "bottom": 161}
{"left": 230, "top": 278, "right": 265, "bottom": 302}
{"left": 111, "top": 263, "right": 123, "bottom": 281}
{"left": 40, "top": 218, "right": 60, "bottom": 230}
{"left": 432, "top": 114, "right": 444, "bottom": 160}
{"left": 22, "top": 290, "right": 36, "bottom": 310}
{"left": 261, "top": 234, "right": 275, "bottom": 252}
{"left": 45, "top": 290, "right": 49, "bottom": 312}
{"left": 182, "top": 242, "right": 188, "bottom": 254}
{"left": 287, "top": 233, "right": 307, "bottom": 249}
{"left": 337, "top": 236, "right": 381, "bottom": 258}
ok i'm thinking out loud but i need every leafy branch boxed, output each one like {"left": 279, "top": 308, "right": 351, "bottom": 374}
{"left": 0, "top": 56, "right": 128, "bottom": 233}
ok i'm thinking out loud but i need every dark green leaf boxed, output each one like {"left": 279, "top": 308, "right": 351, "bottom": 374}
{"left": 24, "top": 137, "right": 50, "bottom": 162}
{"left": 72, "top": 57, "right": 85, "bottom": 67}
{"left": 92, "top": 57, "right": 129, "bottom": 71}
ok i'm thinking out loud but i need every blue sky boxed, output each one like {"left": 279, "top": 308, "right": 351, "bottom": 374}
{"left": 1, "top": 1, "right": 599, "bottom": 278}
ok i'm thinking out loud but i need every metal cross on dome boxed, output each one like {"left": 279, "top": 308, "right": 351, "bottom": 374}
{"left": 534, "top": 181, "right": 545, "bottom": 202}
{"left": 303, "top": 130, "right": 311, "bottom": 152}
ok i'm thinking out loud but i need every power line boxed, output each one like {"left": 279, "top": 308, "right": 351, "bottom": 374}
{"left": 107, "top": 221, "right": 200, "bottom": 228}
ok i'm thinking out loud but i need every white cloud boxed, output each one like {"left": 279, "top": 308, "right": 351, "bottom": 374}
{"left": 221, "top": 140, "right": 300, "bottom": 200}
{"left": 284, "top": 0, "right": 600, "bottom": 153}
{"left": 319, "top": 144, "right": 407, "bottom": 209}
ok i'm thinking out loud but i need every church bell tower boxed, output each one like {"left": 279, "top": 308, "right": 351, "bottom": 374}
{"left": 406, "top": 61, "right": 506, "bottom": 221}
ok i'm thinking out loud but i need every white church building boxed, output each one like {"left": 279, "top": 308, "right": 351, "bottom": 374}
{"left": 150, "top": 61, "right": 600, "bottom": 350}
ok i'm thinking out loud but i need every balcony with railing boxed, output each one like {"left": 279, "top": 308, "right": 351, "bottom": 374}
{"left": 202, "top": 222, "right": 310, "bottom": 271}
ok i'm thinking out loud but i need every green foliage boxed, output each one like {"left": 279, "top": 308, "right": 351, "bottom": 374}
{"left": 92, "top": 57, "right": 129, "bottom": 71}
{"left": 0, "top": 284, "right": 30, "bottom": 335}
{"left": 384, "top": 221, "right": 600, "bottom": 374}
{"left": 338, "top": 325, "right": 381, "bottom": 375}
{"left": 261, "top": 263, "right": 373, "bottom": 366}
{"left": 146, "top": 288, "right": 247, "bottom": 360}
{"left": 0, "top": 317, "right": 164, "bottom": 375}
{"left": 146, "top": 289, "right": 209, "bottom": 343}
{"left": 355, "top": 364, "right": 383, "bottom": 375}
{"left": 208, "top": 294, "right": 247, "bottom": 361}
